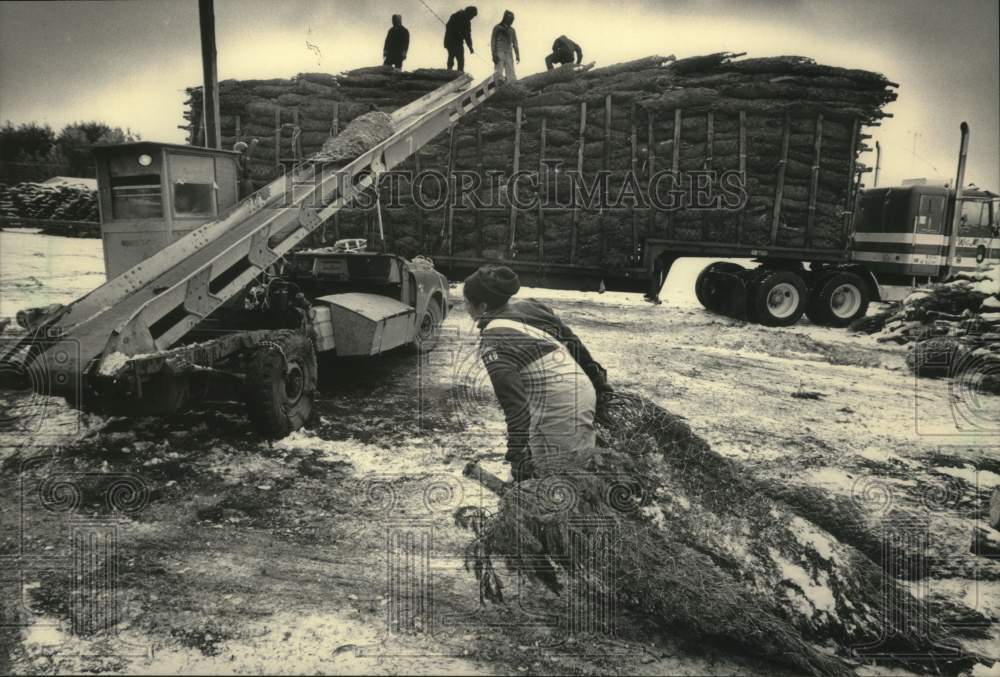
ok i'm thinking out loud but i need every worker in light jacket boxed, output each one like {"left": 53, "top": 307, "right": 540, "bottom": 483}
{"left": 383, "top": 14, "right": 410, "bottom": 69}
{"left": 444, "top": 6, "right": 478, "bottom": 72}
{"left": 545, "top": 35, "right": 583, "bottom": 70}
{"left": 490, "top": 10, "right": 519, "bottom": 82}
{"left": 464, "top": 265, "right": 612, "bottom": 481}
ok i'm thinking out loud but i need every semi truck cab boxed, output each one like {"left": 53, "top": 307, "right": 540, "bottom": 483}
{"left": 851, "top": 184, "right": 999, "bottom": 289}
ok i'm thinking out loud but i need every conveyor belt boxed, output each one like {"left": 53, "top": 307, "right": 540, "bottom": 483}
{"left": 11, "top": 73, "right": 499, "bottom": 399}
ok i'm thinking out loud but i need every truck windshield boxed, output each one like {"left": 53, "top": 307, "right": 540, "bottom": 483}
{"left": 959, "top": 199, "right": 993, "bottom": 238}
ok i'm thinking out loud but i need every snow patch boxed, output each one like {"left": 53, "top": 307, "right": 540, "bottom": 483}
{"left": 273, "top": 430, "right": 447, "bottom": 477}
{"left": 933, "top": 465, "right": 1000, "bottom": 489}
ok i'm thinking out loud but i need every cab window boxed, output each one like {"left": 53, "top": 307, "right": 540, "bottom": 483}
{"left": 111, "top": 174, "right": 163, "bottom": 219}
{"left": 959, "top": 199, "right": 992, "bottom": 238}
{"left": 170, "top": 154, "right": 216, "bottom": 217}
{"left": 915, "top": 194, "right": 945, "bottom": 234}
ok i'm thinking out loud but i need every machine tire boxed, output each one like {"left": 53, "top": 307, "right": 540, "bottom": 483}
{"left": 245, "top": 330, "right": 317, "bottom": 439}
{"left": 695, "top": 262, "right": 744, "bottom": 312}
{"left": 749, "top": 269, "right": 807, "bottom": 327}
{"left": 807, "top": 271, "right": 870, "bottom": 328}
{"left": 409, "top": 298, "right": 444, "bottom": 354}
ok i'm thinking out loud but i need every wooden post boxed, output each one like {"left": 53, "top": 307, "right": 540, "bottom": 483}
{"left": 630, "top": 104, "right": 638, "bottom": 263}
{"left": 234, "top": 115, "right": 241, "bottom": 143}
{"left": 507, "top": 106, "right": 523, "bottom": 258}
{"left": 706, "top": 112, "right": 714, "bottom": 170}
{"left": 476, "top": 111, "right": 485, "bottom": 257}
{"left": 602, "top": 95, "right": 612, "bottom": 258}
{"left": 538, "top": 117, "right": 547, "bottom": 264}
{"left": 806, "top": 113, "right": 824, "bottom": 248}
{"left": 843, "top": 119, "right": 860, "bottom": 242}
{"left": 444, "top": 124, "right": 458, "bottom": 256}
{"left": 671, "top": 109, "right": 682, "bottom": 172}
{"left": 647, "top": 111, "right": 655, "bottom": 236}
{"left": 198, "top": 0, "right": 221, "bottom": 149}
{"left": 570, "top": 102, "right": 586, "bottom": 264}
{"left": 770, "top": 115, "right": 791, "bottom": 244}
{"left": 274, "top": 106, "right": 281, "bottom": 168}
{"left": 738, "top": 110, "right": 747, "bottom": 243}
{"left": 669, "top": 109, "right": 682, "bottom": 239}
{"left": 332, "top": 102, "right": 340, "bottom": 241}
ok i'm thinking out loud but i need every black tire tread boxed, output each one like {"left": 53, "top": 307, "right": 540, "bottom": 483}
{"left": 245, "top": 329, "right": 317, "bottom": 439}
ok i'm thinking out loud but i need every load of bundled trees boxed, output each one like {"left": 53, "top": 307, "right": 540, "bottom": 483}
{"left": 181, "top": 67, "right": 462, "bottom": 186}
{"left": 852, "top": 264, "right": 1000, "bottom": 392}
{"left": 0, "top": 181, "right": 99, "bottom": 229}
{"left": 181, "top": 53, "right": 896, "bottom": 267}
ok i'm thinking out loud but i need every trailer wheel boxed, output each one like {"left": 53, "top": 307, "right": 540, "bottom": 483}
{"left": 695, "top": 262, "right": 744, "bottom": 312}
{"left": 750, "top": 270, "right": 807, "bottom": 326}
{"left": 245, "top": 330, "right": 317, "bottom": 439}
{"left": 409, "top": 299, "right": 443, "bottom": 354}
{"left": 808, "top": 271, "right": 870, "bottom": 328}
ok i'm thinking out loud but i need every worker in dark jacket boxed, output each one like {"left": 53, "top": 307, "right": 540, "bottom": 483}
{"left": 545, "top": 35, "right": 583, "bottom": 70}
{"left": 383, "top": 14, "right": 410, "bottom": 69}
{"left": 490, "top": 10, "right": 519, "bottom": 82}
{"left": 464, "top": 265, "right": 612, "bottom": 481}
{"left": 444, "top": 6, "right": 478, "bottom": 71}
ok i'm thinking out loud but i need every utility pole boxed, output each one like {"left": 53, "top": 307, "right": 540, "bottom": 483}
{"left": 199, "top": 0, "right": 221, "bottom": 149}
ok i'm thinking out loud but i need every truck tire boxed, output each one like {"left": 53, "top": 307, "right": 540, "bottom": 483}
{"left": 807, "top": 271, "right": 870, "bottom": 327}
{"left": 245, "top": 330, "right": 317, "bottom": 439}
{"left": 749, "top": 270, "right": 807, "bottom": 327}
{"left": 695, "top": 262, "right": 744, "bottom": 313}
{"left": 409, "top": 299, "right": 443, "bottom": 354}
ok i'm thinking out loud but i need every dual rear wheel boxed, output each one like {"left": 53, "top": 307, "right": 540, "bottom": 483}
{"left": 695, "top": 262, "right": 871, "bottom": 328}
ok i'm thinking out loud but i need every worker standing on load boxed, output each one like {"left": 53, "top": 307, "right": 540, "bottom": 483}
{"left": 545, "top": 35, "right": 583, "bottom": 70}
{"left": 464, "top": 265, "right": 612, "bottom": 481}
{"left": 383, "top": 14, "right": 410, "bottom": 69}
{"left": 444, "top": 6, "right": 478, "bottom": 71}
{"left": 490, "top": 10, "right": 519, "bottom": 82}
{"left": 233, "top": 139, "right": 258, "bottom": 200}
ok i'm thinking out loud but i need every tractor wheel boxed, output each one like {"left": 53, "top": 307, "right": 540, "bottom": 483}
{"left": 245, "top": 330, "right": 317, "bottom": 439}
{"left": 749, "top": 270, "right": 807, "bottom": 327}
{"left": 695, "top": 262, "right": 744, "bottom": 312}
{"left": 807, "top": 271, "right": 870, "bottom": 328}
{"left": 409, "top": 299, "right": 444, "bottom": 354}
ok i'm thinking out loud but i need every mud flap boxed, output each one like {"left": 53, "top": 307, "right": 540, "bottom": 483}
{"left": 703, "top": 270, "right": 751, "bottom": 321}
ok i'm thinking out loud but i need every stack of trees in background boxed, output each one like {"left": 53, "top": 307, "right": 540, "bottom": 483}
{"left": 0, "top": 182, "right": 100, "bottom": 236}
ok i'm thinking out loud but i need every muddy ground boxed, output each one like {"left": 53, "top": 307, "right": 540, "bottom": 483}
{"left": 1, "top": 280, "right": 999, "bottom": 675}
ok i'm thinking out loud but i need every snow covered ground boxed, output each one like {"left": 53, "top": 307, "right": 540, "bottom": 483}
{"left": 1, "top": 234, "right": 998, "bottom": 675}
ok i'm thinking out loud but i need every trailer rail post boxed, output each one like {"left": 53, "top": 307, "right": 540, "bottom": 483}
{"left": 507, "top": 106, "right": 523, "bottom": 259}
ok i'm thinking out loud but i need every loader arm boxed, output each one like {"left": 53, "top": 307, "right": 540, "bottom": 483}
{"left": 15, "top": 73, "right": 499, "bottom": 399}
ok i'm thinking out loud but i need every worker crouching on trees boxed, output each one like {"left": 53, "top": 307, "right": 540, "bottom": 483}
{"left": 444, "top": 6, "right": 478, "bottom": 72}
{"left": 490, "top": 10, "right": 519, "bottom": 82}
{"left": 464, "top": 266, "right": 612, "bottom": 481}
{"left": 383, "top": 14, "right": 409, "bottom": 69}
{"left": 545, "top": 35, "right": 582, "bottom": 70}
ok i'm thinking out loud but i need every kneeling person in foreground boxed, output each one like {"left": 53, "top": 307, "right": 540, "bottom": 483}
{"left": 464, "top": 266, "right": 611, "bottom": 481}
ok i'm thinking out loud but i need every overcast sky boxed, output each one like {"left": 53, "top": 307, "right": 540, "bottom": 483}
{"left": 1, "top": 0, "right": 997, "bottom": 189}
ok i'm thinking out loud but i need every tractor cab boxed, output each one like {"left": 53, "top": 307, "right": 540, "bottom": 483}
{"left": 92, "top": 142, "right": 242, "bottom": 279}
{"left": 852, "top": 184, "right": 999, "bottom": 280}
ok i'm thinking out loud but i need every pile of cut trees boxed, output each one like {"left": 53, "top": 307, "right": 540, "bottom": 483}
{"left": 0, "top": 182, "right": 100, "bottom": 236}
{"left": 182, "top": 67, "right": 461, "bottom": 186}
{"left": 853, "top": 264, "right": 1000, "bottom": 392}
{"left": 181, "top": 53, "right": 897, "bottom": 267}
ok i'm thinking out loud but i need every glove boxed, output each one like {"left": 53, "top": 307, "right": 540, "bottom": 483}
{"left": 584, "top": 361, "right": 613, "bottom": 394}
{"left": 506, "top": 447, "right": 534, "bottom": 482}
{"left": 596, "top": 390, "right": 614, "bottom": 424}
